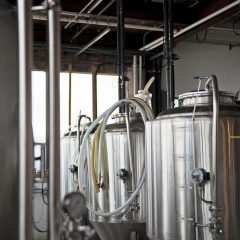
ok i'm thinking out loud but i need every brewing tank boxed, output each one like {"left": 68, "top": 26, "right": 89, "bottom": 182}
{"left": 146, "top": 88, "right": 240, "bottom": 240}
{"left": 83, "top": 113, "right": 148, "bottom": 240}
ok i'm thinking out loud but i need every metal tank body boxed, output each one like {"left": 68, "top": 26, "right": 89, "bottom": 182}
{"left": 84, "top": 115, "right": 148, "bottom": 240}
{"left": 0, "top": 2, "right": 19, "bottom": 239}
{"left": 60, "top": 134, "right": 79, "bottom": 199}
{"left": 146, "top": 90, "right": 240, "bottom": 240}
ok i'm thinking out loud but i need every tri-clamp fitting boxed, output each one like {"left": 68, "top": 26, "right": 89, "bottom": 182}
{"left": 124, "top": 202, "right": 140, "bottom": 217}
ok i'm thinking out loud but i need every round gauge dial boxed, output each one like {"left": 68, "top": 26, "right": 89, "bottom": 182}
{"left": 63, "top": 192, "right": 86, "bottom": 219}
{"left": 190, "top": 168, "right": 207, "bottom": 184}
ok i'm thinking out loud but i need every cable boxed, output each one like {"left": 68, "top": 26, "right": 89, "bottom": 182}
{"left": 196, "top": 29, "right": 208, "bottom": 43}
{"left": 233, "top": 18, "right": 240, "bottom": 35}
{"left": 32, "top": 214, "right": 48, "bottom": 233}
{"left": 42, "top": 182, "right": 49, "bottom": 205}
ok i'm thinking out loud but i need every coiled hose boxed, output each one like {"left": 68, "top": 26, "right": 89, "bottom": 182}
{"left": 78, "top": 98, "right": 154, "bottom": 217}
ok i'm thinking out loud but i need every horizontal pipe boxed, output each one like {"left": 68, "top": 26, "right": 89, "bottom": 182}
{"left": 140, "top": 0, "right": 240, "bottom": 51}
{"left": 75, "top": 28, "right": 111, "bottom": 56}
{"left": 71, "top": 0, "right": 116, "bottom": 40}
{"left": 33, "top": 14, "right": 164, "bottom": 32}
{"left": 64, "top": 0, "right": 95, "bottom": 28}
{"left": 34, "top": 41, "right": 155, "bottom": 56}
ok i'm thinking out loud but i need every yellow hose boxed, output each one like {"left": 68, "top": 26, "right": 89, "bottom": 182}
{"left": 141, "top": 76, "right": 155, "bottom": 98}
{"left": 90, "top": 131, "right": 100, "bottom": 193}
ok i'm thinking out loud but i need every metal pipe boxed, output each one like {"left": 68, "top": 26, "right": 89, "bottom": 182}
{"left": 18, "top": 0, "right": 33, "bottom": 239}
{"left": 75, "top": 28, "right": 111, "bottom": 56}
{"left": 71, "top": 0, "right": 116, "bottom": 40}
{"left": 33, "top": 14, "right": 163, "bottom": 32}
{"left": 133, "top": 55, "right": 138, "bottom": 95}
{"left": 125, "top": 104, "right": 136, "bottom": 191}
{"left": 68, "top": 64, "right": 72, "bottom": 127}
{"left": 204, "top": 75, "right": 219, "bottom": 236}
{"left": 163, "top": 0, "right": 170, "bottom": 109}
{"left": 87, "top": 0, "right": 103, "bottom": 13}
{"left": 117, "top": 0, "right": 126, "bottom": 113}
{"left": 41, "top": 144, "right": 46, "bottom": 180}
{"left": 47, "top": 0, "right": 61, "bottom": 239}
{"left": 140, "top": 0, "right": 240, "bottom": 51}
{"left": 139, "top": 56, "right": 142, "bottom": 90}
{"left": 169, "top": 0, "right": 175, "bottom": 109}
{"left": 120, "top": 0, "right": 125, "bottom": 104}
{"left": 65, "top": 0, "right": 95, "bottom": 28}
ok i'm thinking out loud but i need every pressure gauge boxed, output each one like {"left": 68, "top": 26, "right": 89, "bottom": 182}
{"left": 62, "top": 192, "right": 86, "bottom": 219}
{"left": 190, "top": 168, "right": 210, "bottom": 184}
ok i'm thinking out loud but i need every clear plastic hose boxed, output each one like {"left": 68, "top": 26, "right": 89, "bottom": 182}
{"left": 78, "top": 99, "right": 154, "bottom": 217}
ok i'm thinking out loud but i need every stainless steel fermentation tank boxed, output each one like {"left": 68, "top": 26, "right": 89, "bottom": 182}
{"left": 146, "top": 77, "right": 240, "bottom": 240}
{"left": 83, "top": 114, "right": 148, "bottom": 240}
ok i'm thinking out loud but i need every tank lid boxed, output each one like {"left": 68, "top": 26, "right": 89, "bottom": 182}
{"left": 179, "top": 90, "right": 238, "bottom": 106}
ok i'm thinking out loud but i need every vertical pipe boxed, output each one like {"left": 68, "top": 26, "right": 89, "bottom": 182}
{"left": 92, "top": 65, "right": 97, "bottom": 121}
{"left": 169, "top": 0, "right": 175, "bottom": 109}
{"left": 117, "top": 0, "right": 126, "bottom": 113}
{"left": 48, "top": 1, "right": 61, "bottom": 239}
{"left": 117, "top": 0, "right": 121, "bottom": 102}
{"left": 157, "top": 57, "right": 163, "bottom": 113}
{"left": 133, "top": 55, "right": 138, "bottom": 95}
{"left": 205, "top": 75, "right": 219, "bottom": 235}
{"left": 163, "top": 0, "right": 170, "bottom": 109}
{"left": 68, "top": 64, "right": 72, "bottom": 127}
{"left": 41, "top": 144, "right": 46, "bottom": 180}
{"left": 139, "top": 56, "right": 142, "bottom": 90}
{"left": 18, "top": 0, "right": 33, "bottom": 239}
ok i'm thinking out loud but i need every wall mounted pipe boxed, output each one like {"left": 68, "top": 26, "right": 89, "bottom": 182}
{"left": 47, "top": 0, "right": 61, "bottom": 239}
{"left": 18, "top": 0, "right": 34, "bottom": 239}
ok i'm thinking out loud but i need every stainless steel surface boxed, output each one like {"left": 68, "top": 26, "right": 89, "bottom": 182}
{"left": 91, "top": 221, "right": 148, "bottom": 240}
{"left": 18, "top": 0, "right": 34, "bottom": 239}
{"left": 146, "top": 88, "right": 240, "bottom": 239}
{"left": 0, "top": 2, "right": 19, "bottom": 239}
{"left": 83, "top": 119, "right": 146, "bottom": 239}
{"left": 48, "top": 0, "right": 61, "bottom": 239}
{"left": 60, "top": 136, "right": 79, "bottom": 199}
{"left": 179, "top": 91, "right": 237, "bottom": 106}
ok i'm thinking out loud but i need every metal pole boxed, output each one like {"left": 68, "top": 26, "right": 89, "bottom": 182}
{"left": 47, "top": 0, "right": 61, "bottom": 239}
{"left": 169, "top": 0, "right": 175, "bottom": 109}
{"left": 133, "top": 55, "right": 138, "bottom": 95}
{"left": 139, "top": 56, "right": 142, "bottom": 90}
{"left": 18, "top": 0, "right": 34, "bottom": 239}
{"left": 68, "top": 64, "right": 72, "bottom": 127}
{"left": 117, "top": 0, "right": 126, "bottom": 113}
{"left": 205, "top": 76, "right": 219, "bottom": 205}
{"left": 163, "top": 0, "right": 170, "bottom": 109}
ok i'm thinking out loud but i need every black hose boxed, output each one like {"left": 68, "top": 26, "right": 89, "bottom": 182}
{"left": 233, "top": 18, "right": 240, "bottom": 35}
{"left": 196, "top": 29, "right": 208, "bottom": 43}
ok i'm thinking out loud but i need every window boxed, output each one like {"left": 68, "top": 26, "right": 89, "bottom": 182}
{"left": 32, "top": 71, "right": 118, "bottom": 144}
